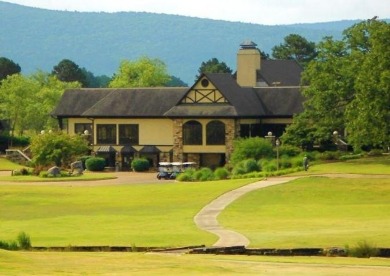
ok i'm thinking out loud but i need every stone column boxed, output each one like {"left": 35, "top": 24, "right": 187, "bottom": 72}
{"left": 172, "top": 119, "right": 184, "bottom": 162}
{"left": 225, "top": 119, "right": 239, "bottom": 164}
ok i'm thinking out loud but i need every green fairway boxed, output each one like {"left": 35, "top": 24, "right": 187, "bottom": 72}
{"left": 0, "top": 179, "right": 254, "bottom": 247}
{"left": 219, "top": 176, "right": 390, "bottom": 248}
{"left": 302, "top": 156, "right": 390, "bottom": 175}
{"left": 1, "top": 250, "right": 389, "bottom": 275}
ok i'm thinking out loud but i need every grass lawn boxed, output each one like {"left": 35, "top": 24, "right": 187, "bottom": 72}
{"left": 219, "top": 176, "right": 390, "bottom": 248}
{"left": 302, "top": 155, "right": 390, "bottom": 175}
{"left": 1, "top": 250, "right": 389, "bottom": 275}
{"left": 0, "top": 171, "right": 116, "bottom": 182}
{"left": 0, "top": 179, "right": 254, "bottom": 247}
{"left": 0, "top": 158, "right": 25, "bottom": 170}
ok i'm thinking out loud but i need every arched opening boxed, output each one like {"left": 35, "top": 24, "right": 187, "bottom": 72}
{"left": 206, "top": 120, "right": 225, "bottom": 145}
{"left": 183, "top": 120, "right": 202, "bottom": 145}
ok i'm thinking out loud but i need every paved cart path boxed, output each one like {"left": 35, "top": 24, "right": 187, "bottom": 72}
{"left": 194, "top": 176, "right": 299, "bottom": 247}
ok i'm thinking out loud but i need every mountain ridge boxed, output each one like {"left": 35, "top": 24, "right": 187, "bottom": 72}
{"left": 0, "top": 1, "right": 382, "bottom": 83}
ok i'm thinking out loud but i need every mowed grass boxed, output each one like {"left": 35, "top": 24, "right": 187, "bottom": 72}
{"left": 0, "top": 158, "right": 25, "bottom": 170}
{"left": 0, "top": 171, "right": 116, "bottom": 182}
{"left": 1, "top": 250, "right": 390, "bottom": 276}
{"left": 0, "top": 179, "right": 254, "bottom": 247}
{"left": 303, "top": 155, "right": 390, "bottom": 175}
{"left": 219, "top": 176, "right": 390, "bottom": 248}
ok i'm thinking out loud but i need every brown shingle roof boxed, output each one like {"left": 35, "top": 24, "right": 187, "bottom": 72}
{"left": 52, "top": 77, "right": 304, "bottom": 119}
{"left": 257, "top": 60, "right": 302, "bottom": 86}
{"left": 254, "top": 87, "right": 304, "bottom": 117}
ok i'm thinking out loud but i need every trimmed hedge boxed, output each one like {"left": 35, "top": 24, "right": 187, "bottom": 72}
{"left": 85, "top": 157, "right": 106, "bottom": 171}
{"left": 131, "top": 158, "right": 150, "bottom": 172}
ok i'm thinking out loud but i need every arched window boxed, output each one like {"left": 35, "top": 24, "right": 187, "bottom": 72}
{"left": 183, "top": 120, "right": 202, "bottom": 145}
{"left": 206, "top": 120, "right": 225, "bottom": 145}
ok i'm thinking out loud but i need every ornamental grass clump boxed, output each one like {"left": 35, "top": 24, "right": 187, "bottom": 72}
{"left": 17, "top": 231, "right": 32, "bottom": 250}
{"left": 347, "top": 240, "right": 379, "bottom": 258}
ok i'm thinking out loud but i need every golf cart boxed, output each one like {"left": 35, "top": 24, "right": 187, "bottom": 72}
{"left": 157, "top": 162, "right": 173, "bottom": 180}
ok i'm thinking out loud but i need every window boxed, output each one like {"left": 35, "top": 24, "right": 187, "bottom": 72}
{"left": 183, "top": 120, "right": 202, "bottom": 145}
{"left": 119, "top": 124, "right": 139, "bottom": 145}
{"left": 74, "top": 123, "right": 92, "bottom": 135}
{"left": 240, "top": 123, "right": 262, "bottom": 138}
{"left": 206, "top": 120, "right": 225, "bottom": 145}
{"left": 97, "top": 124, "right": 116, "bottom": 144}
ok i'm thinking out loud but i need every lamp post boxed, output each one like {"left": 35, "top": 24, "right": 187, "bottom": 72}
{"left": 333, "top": 130, "right": 339, "bottom": 150}
{"left": 275, "top": 138, "right": 280, "bottom": 171}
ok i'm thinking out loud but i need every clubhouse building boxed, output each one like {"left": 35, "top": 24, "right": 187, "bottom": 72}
{"left": 52, "top": 41, "right": 304, "bottom": 169}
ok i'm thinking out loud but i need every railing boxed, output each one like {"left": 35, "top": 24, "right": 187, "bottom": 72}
{"left": 5, "top": 149, "right": 32, "bottom": 162}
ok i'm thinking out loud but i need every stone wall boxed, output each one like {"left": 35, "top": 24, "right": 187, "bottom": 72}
{"left": 225, "top": 119, "right": 239, "bottom": 164}
{"left": 172, "top": 119, "right": 184, "bottom": 162}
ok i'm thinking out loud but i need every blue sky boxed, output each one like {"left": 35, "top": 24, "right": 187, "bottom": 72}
{"left": 3, "top": 0, "right": 389, "bottom": 25}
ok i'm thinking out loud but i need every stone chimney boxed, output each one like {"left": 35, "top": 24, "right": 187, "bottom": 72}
{"left": 236, "top": 40, "right": 261, "bottom": 87}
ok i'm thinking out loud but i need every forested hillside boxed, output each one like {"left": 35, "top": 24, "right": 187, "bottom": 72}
{"left": 0, "top": 1, "right": 374, "bottom": 83}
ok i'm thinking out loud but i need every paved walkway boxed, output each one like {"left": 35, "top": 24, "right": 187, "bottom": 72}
{"left": 194, "top": 176, "right": 299, "bottom": 247}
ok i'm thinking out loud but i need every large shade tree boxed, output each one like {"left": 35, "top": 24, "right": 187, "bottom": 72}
{"left": 0, "top": 71, "right": 80, "bottom": 136}
{"left": 283, "top": 19, "right": 390, "bottom": 151}
{"left": 52, "top": 59, "right": 87, "bottom": 87}
{"left": 109, "top": 57, "right": 171, "bottom": 88}
{"left": 272, "top": 34, "right": 317, "bottom": 68}
{"left": 196, "top": 58, "right": 232, "bottom": 80}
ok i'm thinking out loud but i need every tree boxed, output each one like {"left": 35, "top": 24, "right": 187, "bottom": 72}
{"left": 0, "top": 71, "right": 80, "bottom": 136}
{"left": 166, "top": 75, "right": 188, "bottom": 87}
{"left": 283, "top": 20, "right": 390, "bottom": 150}
{"left": 0, "top": 57, "right": 21, "bottom": 81}
{"left": 109, "top": 57, "right": 171, "bottom": 88}
{"left": 30, "top": 131, "right": 89, "bottom": 168}
{"left": 230, "top": 137, "right": 274, "bottom": 166}
{"left": 196, "top": 58, "right": 233, "bottom": 80}
{"left": 344, "top": 19, "right": 390, "bottom": 149}
{"left": 272, "top": 34, "right": 317, "bottom": 68}
{"left": 81, "top": 68, "right": 110, "bottom": 88}
{"left": 30, "top": 71, "right": 81, "bottom": 131}
{"left": 52, "top": 59, "right": 87, "bottom": 87}
{"left": 0, "top": 74, "right": 39, "bottom": 137}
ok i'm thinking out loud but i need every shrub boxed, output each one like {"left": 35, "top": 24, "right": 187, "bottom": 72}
{"left": 85, "top": 157, "right": 106, "bottom": 171}
{"left": 279, "top": 144, "right": 301, "bottom": 157}
{"left": 17, "top": 232, "right": 31, "bottom": 250}
{"left": 214, "top": 167, "right": 230, "bottom": 180}
{"left": 131, "top": 158, "right": 150, "bottom": 172}
{"left": 198, "top": 167, "right": 214, "bottom": 181}
{"left": 279, "top": 155, "right": 293, "bottom": 169}
{"left": 347, "top": 241, "right": 378, "bottom": 258}
{"left": 231, "top": 137, "right": 274, "bottom": 165}
{"left": 39, "top": 171, "right": 48, "bottom": 178}
{"left": 244, "top": 159, "right": 260, "bottom": 173}
{"left": 176, "top": 168, "right": 195, "bottom": 182}
{"left": 261, "top": 159, "right": 277, "bottom": 172}
{"left": 79, "top": 155, "right": 93, "bottom": 169}
{"left": 318, "top": 151, "right": 340, "bottom": 161}
{"left": 232, "top": 161, "right": 246, "bottom": 175}
{"left": 0, "top": 240, "right": 18, "bottom": 250}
